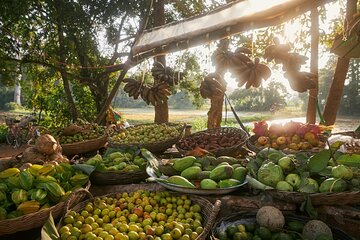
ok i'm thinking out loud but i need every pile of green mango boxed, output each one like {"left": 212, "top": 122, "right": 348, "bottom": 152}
{"left": 158, "top": 155, "right": 248, "bottom": 189}
{"left": 248, "top": 148, "right": 360, "bottom": 193}
{"left": 85, "top": 149, "right": 147, "bottom": 172}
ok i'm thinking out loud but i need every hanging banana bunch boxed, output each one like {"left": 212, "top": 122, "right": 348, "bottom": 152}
{"left": 281, "top": 53, "right": 308, "bottom": 72}
{"left": 284, "top": 71, "right": 317, "bottom": 93}
{"left": 123, "top": 78, "right": 143, "bottom": 99}
{"left": 151, "top": 62, "right": 183, "bottom": 86}
{"left": 199, "top": 73, "right": 226, "bottom": 99}
{"left": 232, "top": 57, "right": 271, "bottom": 89}
{"left": 263, "top": 37, "right": 291, "bottom": 63}
{"left": 141, "top": 82, "right": 171, "bottom": 106}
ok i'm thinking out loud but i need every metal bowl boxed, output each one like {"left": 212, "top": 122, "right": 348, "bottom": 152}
{"left": 146, "top": 166, "right": 248, "bottom": 195}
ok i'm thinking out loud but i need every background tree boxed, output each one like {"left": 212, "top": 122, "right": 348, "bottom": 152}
{"left": 229, "top": 81, "right": 288, "bottom": 112}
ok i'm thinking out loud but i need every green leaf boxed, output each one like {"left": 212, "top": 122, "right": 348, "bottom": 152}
{"left": 41, "top": 212, "right": 60, "bottom": 240}
{"left": 337, "top": 154, "right": 360, "bottom": 167}
{"left": 300, "top": 196, "right": 318, "bottom": 219}
{"left": 330, "top": 141, "right": 345, "bottom": 151}
{"left": 307, "top": 149, "right": 331, "bottom": 173}
{"left": 72, "top": 164, "right": 95, "bottom": 175}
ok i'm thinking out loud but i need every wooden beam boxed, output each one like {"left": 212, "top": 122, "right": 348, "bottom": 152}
{"left": 132, "top": 0, "right": 334, "bottom": 61}
{"left": 306, "top": 8, "right": 319, "bottom": 124}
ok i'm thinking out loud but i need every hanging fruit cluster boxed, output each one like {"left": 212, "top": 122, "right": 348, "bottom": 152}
{"left": 151, "top": 61, "right": 184, "bottom": 86}
{"left": 210, "top": 39, "right": 272, "bottom": 90}
{"left": 122, "top": 78, "right": 171, "bottom": 106}
{"left": 199, "top": 73, "right": 226, "bottom": 99}
{"left": 264, "top": 38, "right": 317, "bottom": 92}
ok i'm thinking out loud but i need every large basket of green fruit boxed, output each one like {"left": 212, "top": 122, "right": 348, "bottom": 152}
{"left": 57, "top": 183, "right": 221, "bottom": 240}
{"left": 143, "top": 149, "right": 248, "bottom": 195}
{"left": 210, "top": 206, "right": 352, "bottom": 240}
{"left": 0, "top": 163, "right": 91, "bottom": 236}
{"left": 84, "top": 147, "right": 149, "bottom": 185}
{"left": 176, "top": 127, "right": 248, "bottom": 157}
{"left": 56, "top": 123, "right": 108, "bottom": 156}
{"left": 246, "top": 147, "right": 360, "bottom": 206}
{"left": 247, "top": 121, "right": 331, "bottom": 154}
{"left": 108, "top": 123, "right": 186, "bottom": 153}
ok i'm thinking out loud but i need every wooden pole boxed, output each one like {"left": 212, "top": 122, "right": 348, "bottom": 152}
{"left": 323, "top": 0, "right": 357, "bottom": 125}
{"left": 153, "top": 0, "right": 169, "bottom": 123}
{"left": 306, "top": 8, "right": 319, "bottom": 124}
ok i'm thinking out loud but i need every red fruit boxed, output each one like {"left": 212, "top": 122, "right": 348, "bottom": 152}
{"left": 276, "top": 136, "right": 287, "bottom": 145}
{"left": 257, "top": 136, "right": 270, "bottom": 145}
{"left": 253, "top": 121, "right": 269, "bottom": 136}
{"left": 132, "top": 207, "right": 144, "bottom": 217}
{"left": 269, "top": 123, "right": 284, "bottom": 136}
{"left": 283, "top": 121, "right": 301, "bottom": 136}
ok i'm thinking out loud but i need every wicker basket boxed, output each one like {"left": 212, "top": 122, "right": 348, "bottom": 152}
{"left": 0, "top": 186, "right": 91, "bottom": 236}
{"left": 108, "top": 123, "right": 186, "bottom": 153}
{"left": 61, "top": 135, "right": 108, "bottom": 156}
{"left": 90, "top": 169, "right": 149, "bottom": 185}
{"left": 176, "top": 127, "right": 248, "bottom": 156}
{"left": 210, "top": 212, "right": 352, "bottom": 240}
{"left": 266, "top": 189, "right": 360, "bottom": 206}
{"left": 59, "top": 183, "right": 221, "bottom": 240}
{"left": 246, "top": 135, "right": 326, "bottom": 154}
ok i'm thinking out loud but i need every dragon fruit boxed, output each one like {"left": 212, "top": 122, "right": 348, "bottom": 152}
{"left": 253, "top": 121, "right": 268, "bottom": 136}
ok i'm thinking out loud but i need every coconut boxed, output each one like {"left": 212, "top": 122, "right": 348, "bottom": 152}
{"left": 256, "top": 206, "right": 285, "bottom": 230}
{"left": 35, "top": 134, "right": 58, "bottom": 155}
{"left": 19, "top": 163, "right": 33, "bottom": 171}
{"left": 48, "top": 152, "right": 69, "bottom": 163}
{"left": 302, "top": 220, "right": 333, "bottom": 240}
{"left": 21, "top": 147, "right": 47, "bottom": 164}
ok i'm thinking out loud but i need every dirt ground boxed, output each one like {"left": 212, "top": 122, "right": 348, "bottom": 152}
{"left": 0, "top": 143, "right": 29, "bottom": 159}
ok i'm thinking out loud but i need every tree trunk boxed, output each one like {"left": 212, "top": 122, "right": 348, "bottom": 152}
{"left": 306, "top": 8, "right": 319, "bottom": 124}
{"left": 323, "top": 0, "right": 357, "bottom": 125}
{"left": 153, "top": 0, "right": 169, "bottom": 124}
{"left": 207, "top": 94, "right": 224, "bottom": 129}
{"left": 54, "top": 0, "right": 78, "bottom": 122}
{"left": 14, "top": 65, "right": 25, "bottom": 106}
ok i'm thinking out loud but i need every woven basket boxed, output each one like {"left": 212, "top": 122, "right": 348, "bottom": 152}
{"left": 210, "top": 211, "right": 352, "bottom": 240}
{"left": 90, "top": 169, "right": 149, "bottom": 185}
{"left": 266, "top": 189, "right": 360, "bottom": 206}
{"left": 0, "top": 185, "right": 91, "bottom": 236}
{"left": 108, "top": 123, "right": 186, "bottom": 153}
{"left": 59, "top": 183, "right": 221, "bottom": 240}
{"left": 61, "top": 135, "right": 108, "bottom": 156}
{"left": 176, "top": 127, "right": 248, "bottom": 157}
{"left": 246, "top": 135, "right": 326, "bottom": 154}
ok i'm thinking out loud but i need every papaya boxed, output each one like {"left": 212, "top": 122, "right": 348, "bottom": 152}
{"left": 319, "top": 178, "right": 347, "bottom": 193}
{"left": 172, "top": 156, "right": 196, "bottom": 172}
{"left": 197, "top": 171, "right": 211, "bottom": 180}
{"left": 158, "top": 164, "right": 180, "bottom": 176}
{"left": 214, "top": 156, "right": 239, "bottom": 165}
{"left": 232, "top": 167, "right": 248, "bottom": 183}
{"left": 200, "top": 179, "right": 217, "bottom": 189}
{"left": 210, "top": 165, "right": 234, "bottom": 181}
{"left": 231, "top": 163, "right": 242, "bottom": 169}
{"left": 218, "top": 162, "right": 231, "bottom": 166}
{"left": 218, "top": 179, "right": 241, "bottom": 188}
{"left": 201, "top": 156, "right": 216, "bottom": 168}
{"left": 167, "top": 176, "right": 196, "bottom": 188}
{"left": 181, "top": 166, "right": 202, "bottom": 180}
{"left": 203, "top": 165, "right": 215, "bottom": 171}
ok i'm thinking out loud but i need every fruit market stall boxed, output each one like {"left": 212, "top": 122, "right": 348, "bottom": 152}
{"left": 1, "top": 1, "right": 360, "bottom": 239}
